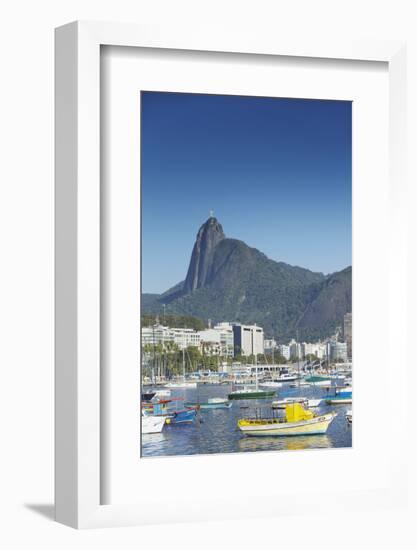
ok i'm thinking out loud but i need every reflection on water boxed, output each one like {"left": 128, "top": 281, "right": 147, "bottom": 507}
{"left": 141, "top": 383, "right": 352, "bottom": 458}
{"left": 237, "top": 434, "right": 331, "bottom": 453}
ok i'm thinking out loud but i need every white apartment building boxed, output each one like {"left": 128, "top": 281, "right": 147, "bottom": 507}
{"left": 212, "top": 322, "right": 234, "bottom": 357}
{"left": 141, "top": 324, "right": 175, "bottom": 347}
{"left": 278, "top": 344, "right": 290, "bottom": 360}
{"left": 328, "top": 341, "right": 348, "bottom": 362}
{"left": 289, "top": 339, "right": 302, "bottom": 360}
{"left": 199, "top": 328, "right": 222, "bottom": 355}
{"left": 301, "top": 342, "right": 326, "bottom": 359}
{"left": 264, "top": 338, "right": 277, "bottom": 351}
{"left": 171, "top": 328, "right": 201, "bottom": 349}
{"left": 141, "top": 325, "right": 201, "bottom": 350}
{"left": 232, "top": 323, "right": 264, "bottom": 357}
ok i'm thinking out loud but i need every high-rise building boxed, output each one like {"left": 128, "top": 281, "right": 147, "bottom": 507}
{"left": 289, "top": 339, "right": 302, "bottom": 360}
{"left": 232, "top": 324, "right": 264, "bottom": 357}
{"left": 278, "top": 344, "right": 290, "bottom": 360}
{"left": 329, "top": 341, "right": 348, "bottom": 362}
{"left": 344, "top": 312, "right": 352, "bottom": 359}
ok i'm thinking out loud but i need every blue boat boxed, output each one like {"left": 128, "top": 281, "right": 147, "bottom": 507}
{"left": 326, "top": 389, "right": 352, "bottom": 404}
{"left": 166, "top": 408, "right": 197, "bottom": 424}
{"left": 142, "top": 398, "right": 197, "bottom": 424}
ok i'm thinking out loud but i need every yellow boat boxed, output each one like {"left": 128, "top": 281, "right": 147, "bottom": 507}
{"left": 237, "top": 403, "right": 337, "bottom": 437}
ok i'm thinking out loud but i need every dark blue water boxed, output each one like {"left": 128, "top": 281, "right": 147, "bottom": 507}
{"left": 141, "top": 382, "right": 352, "bottom": 458}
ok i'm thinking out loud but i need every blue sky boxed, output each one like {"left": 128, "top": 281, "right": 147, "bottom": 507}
{"left": 141, "top": 92, "right": 351, "bottom": 294}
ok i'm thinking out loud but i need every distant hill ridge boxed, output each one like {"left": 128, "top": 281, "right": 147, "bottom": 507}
{"left": 142, "top": 217, "right": 352, "bottom": 341}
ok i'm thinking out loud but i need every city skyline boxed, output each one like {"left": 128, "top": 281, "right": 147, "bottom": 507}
{"left": 142, "top": 91, "right": 352, "bottom": 294}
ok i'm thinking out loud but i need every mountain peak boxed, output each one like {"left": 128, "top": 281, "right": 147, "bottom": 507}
{"left": 183, "top": 217, "right": 225, "bottom": 293}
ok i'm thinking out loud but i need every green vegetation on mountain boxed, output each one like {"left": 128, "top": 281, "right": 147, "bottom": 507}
{"left": 142, "top": 217, "right": 352, "bottom": 342}
{"left": 141, "top": 313, "right": 206, "bottom": 331}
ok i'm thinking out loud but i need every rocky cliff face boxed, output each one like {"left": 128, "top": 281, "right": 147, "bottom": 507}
{"left": 183, "top": 217, "right": 225, "bottom": 293}
{"left": 143, "top": 217, "right": 351, "bottom": 341}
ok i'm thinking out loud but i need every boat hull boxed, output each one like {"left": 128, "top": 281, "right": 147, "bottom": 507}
{"left": 141, "top": 416, "right": 166, "bottom": 434}
{"left": 184, "top": 401, "right": 232, "bottom": 410}
{"left": 326, "top": 397, "right": 352, "bottom": 404}
{"left": 228, "top": 391, "right": 275, "bottom": 400}
{"left": 166, "top": 408, "right": 197, "bottom": 424}
{"left": 238, "top": 413, "right": 336, "bottom": 436}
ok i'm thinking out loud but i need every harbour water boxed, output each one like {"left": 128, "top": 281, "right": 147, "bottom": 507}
{"left": 141, "top": 381, "right": 352, "bottom": 458}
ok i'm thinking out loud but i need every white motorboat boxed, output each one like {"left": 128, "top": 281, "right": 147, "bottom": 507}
{"left": 141, "top": 415, "right": 166, "bottom": 434}
{"left": 278, "top": 374, "right": 299, "bottom": 382}
{"left": 259, "top": 381, "right": 283, "bottom": 388}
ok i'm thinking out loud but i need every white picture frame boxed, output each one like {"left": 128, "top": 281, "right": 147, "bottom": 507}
{"left": 55, "top": 21, "right": 407, "bottom": 529}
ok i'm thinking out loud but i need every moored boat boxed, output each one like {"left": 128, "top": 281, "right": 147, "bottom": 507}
{"left": 346, "top": 409, "right": 352, "bottom": 423}
{"left": 228, "top": 387, "right": 275, "bottom": 400}
{"left": 272, "top": 397, "right": 308, "bottom": 409}
{"left": 184, "top": 398, "right": 232, "bottom": 410}
{"left": 277, "top": 373, "right": 299, "bottom": 382}
{"left": 165, "top": 408, "right": 197, "bottom": 424}
{"left": 326, "top": 389, "right": 352, "bottom": 405}
{"left": 141, "top": 415, "right": 166, "bottom": 434}
{"left": 229, "top": 355, "right": 276, "bottom": 399}
{"left": 238, "top": 403, "right": 337, "bottom": 437}
{"left": 326, "top": 396, "right": 352, "bottom": 404}
{"left": 142, "top": 398, "right": 198, "bottom": 423}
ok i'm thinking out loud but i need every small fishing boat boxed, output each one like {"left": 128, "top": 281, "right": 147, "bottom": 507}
{"left": 272, "top": 397, "right": 308, "bottom": 409}
{"left": 238, "top": 403, "right": 337, "bottom": 437}
{"left": 229, "top": 355, "right": 276, "bottom": 399}
{"left": 165, "top": 408, "right": 197, "bottom": 424}
{"left": 346, "top": 410, "right": 352, "bottom": 423}
{"left": 141, "top": 415, "right": 166, "bottom": 434}
{"left": 142, "top": 398, "right": 198, "bottom": 423}
{"left": 277, "top": 373, "right": 299, "bottom": 382}
{"left": 185, "top": 397, "right": 232, "bottom": 410}
{"left": 326, "top": 389, "right": 352, "bottom": 405}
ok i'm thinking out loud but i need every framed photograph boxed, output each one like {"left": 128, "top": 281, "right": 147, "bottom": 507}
{"left": 139, "top": 91, "right": 353, "bottom": 456}
{"left": 55, "top": 21, "right": 407, "bottom": 528}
